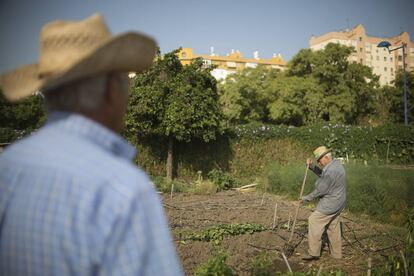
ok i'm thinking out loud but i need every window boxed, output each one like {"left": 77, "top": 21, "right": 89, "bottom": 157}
{"left": 376, "top": 56, "right": 379, "bottom": 61}
{"left": 359, "top": 37, "right": 362, "bottom": 42}
{"left": 390, "top": 57, "right": 393, "bottom": 62}
{"left": 384, "top": 57, "right": 387, "bottom": 62}
{"left": 181, "top": 52, "right": 187, "bottom": 58}
{"left": 391, "top": 67, "right": 394, "bottom": 75}
{"left": 398, "top": 56, "right": 402, "bottom": 61}
{"left": 360, "top": 58, "right": 363, "bottom": 64}
{"left": 360, "top": 47, "right": 363, "bottom": 52}
{"left": 384, "top": 67, "right": 387, "bottom": 72}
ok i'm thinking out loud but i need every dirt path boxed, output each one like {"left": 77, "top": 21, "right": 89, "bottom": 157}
{"left": 162, "top": 191, "right": 406, "bottom": 275}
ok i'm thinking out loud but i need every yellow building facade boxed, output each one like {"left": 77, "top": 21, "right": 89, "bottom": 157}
{"left": 310, "top": 24, "right": 414, "bottom": 86}
{"left": 178, "top": 48, "right": 287, "bottom": 80}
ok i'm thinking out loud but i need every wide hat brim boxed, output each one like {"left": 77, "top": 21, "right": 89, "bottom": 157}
{"left": 0, "top": 32, "right": 156, "bottom": 102}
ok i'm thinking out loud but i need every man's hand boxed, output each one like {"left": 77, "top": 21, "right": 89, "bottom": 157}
{"left": 306, "top": 158, "right": 313, "bottom": 167}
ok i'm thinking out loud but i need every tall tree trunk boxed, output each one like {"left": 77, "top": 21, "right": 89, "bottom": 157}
{"left": 166, "top": 136, "right": 174, "bottom": 180}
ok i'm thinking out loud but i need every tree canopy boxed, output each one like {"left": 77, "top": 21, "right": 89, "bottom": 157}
{"left": 0, "top": 91, "right": 45, "bottom": 142}
{"left": 126, "top": 48, "right": 223, "bottom": 178}
{"left": 220, "top": 43, "right": 384, "bottom": 126}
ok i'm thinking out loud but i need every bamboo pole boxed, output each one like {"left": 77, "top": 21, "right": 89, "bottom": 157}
{"left": 170, "top": 183, "right": 174, "bottom": 199}
{"left": 289, "top": 164, "right": 309, "bottom": 242}
{"left": 317, "top": 264, "right": 324, "bottom": 276}
{"left": 386, "top": 139, "right": 391, "bottom": 165}
{"left": 367, "top": 257, "right": 371, "bottom": 276}
{"left": 272, "top": 203, "right": 278, "bottom": 229}
{"left": 287, "top": 213, "right": 291, "bottom": 231}
{"left": 281, "top": 252, "right": 292, "bottom": 273}
{"left": 400, "top": 250, "right": 408, "bottom": 276}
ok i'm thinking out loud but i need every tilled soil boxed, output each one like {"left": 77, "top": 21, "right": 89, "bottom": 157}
{"left": 162, "top": 191, "right": 406, "bottom": 275}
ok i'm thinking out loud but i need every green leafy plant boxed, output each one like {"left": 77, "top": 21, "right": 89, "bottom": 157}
{"left": 250, "top": 251, "right": 273, "bottom": 276}
{"left": 207, "top": 169, "right": 239, "bottom": 190}
{"left": 151, "top": 176, "right": 188, "bottom": 193}
{"left": 194, "top": 251, "right": 235, "bottom": 276}
{"left": 191, "top": 180, "right": 217, "bottom": 195}
{"left": 181, "top": 223, "right": 266, "bottom": 245}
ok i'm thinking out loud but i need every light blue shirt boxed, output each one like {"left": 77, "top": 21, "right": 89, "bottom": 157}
{"left": 303, "top": 159, "right": 347, "bottom": 215}
{"left": 0, "top": 112, "right": 183, "bottom": 276}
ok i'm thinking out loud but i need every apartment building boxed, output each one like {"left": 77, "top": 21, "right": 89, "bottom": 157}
{"left": 310, "top": 24, "right": 414, "bottom": 86}
{"left": 178, "top": 47, "right": 287, "bottom": 81}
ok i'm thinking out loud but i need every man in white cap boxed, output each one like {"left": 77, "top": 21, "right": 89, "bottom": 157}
{"left": 0, "top": 14, "right": 183, "bottom": 275}
{"left": 301, "top": 146, "right": 346, "bottom": 261}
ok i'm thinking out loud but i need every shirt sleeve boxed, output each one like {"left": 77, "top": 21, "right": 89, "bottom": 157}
{"left": 302, "top": 173, "right": 332, "bottom": 202}
{"left": 308, "top": 164, "right": 323, "bottom": 177}
{"left": 100, "top": 185, "right": 183, "bottom": 276}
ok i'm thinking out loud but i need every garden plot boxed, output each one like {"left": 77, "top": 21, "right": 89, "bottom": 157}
{"left": 163, "top": 191, "right": 407, "bottom": 275}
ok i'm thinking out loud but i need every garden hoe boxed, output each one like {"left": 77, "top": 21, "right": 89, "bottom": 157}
{"left": 283, "top": 163, "right": 309, "bottom": 257}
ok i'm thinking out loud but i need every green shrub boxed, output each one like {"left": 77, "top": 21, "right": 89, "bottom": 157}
{"left": 194, "top": 251, "right": 235, "bottom": 276}
{"left": 190, "top": 180, "right": 217, "bottom": 195}
{"left": 250, "top": 251, "right": 273, "bottom": 276}
{"left": 151, "top": 176, "right": 188, "bottom": 193}
{"left": 232, "top": 123, "right": 414, "bottom": 164}
{"left": 207, "top": 169, "right": 239, "bottom": 190}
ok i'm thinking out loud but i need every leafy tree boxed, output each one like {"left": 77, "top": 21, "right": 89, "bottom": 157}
{"left": 391, "top": 70, "right": 414, "bottom": 124}
{"left": 266, "top": 75, "right": 323, "bottom": 125}
{"left": 0, "top": 90, "right": 45, "bottom": 142}
{"left": 373, "top": 85, "right": 397, "bottom": 124}
{"left": 126, "top": 49, "right": 223, "bottom": 179}
{"left": 218, "top": 66, "right": 279, "bottom": 124}
{"left": 287, "top": 48, "right": 317, "bottom": 77}
{"left": 288, "top": 43, "right": 380, "bottom": 124}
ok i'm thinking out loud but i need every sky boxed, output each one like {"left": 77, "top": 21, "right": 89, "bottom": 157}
{"left": 1, "top": 0, "right": 413, "bottom": 74}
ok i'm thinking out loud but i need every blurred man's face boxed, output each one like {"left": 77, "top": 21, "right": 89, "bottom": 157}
{"left": 109, "top": 73, "right": 129, "bottom": 133}
{"left": 318, "top": 155, "right": 331, "bottom": 167}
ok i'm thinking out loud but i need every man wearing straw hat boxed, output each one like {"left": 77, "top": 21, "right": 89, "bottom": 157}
{"left": 0, "top": 14, "right": 182, "bottom": 275}
{"left": 300, "top": 146, "right": 346, "bottom": 261}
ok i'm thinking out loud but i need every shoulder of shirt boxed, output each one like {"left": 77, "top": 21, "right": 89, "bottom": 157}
{"left": 324, "top": 159, "right": 345, "bottom": 175}
{"left": 2, "top": 129, "right": 156, "bottom": 201}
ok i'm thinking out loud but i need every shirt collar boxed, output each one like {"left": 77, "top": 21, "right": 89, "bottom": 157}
{"left": 322, "top": 158, "right": 337, "bottom": 172}
{"left": 45, "top": 112, "right": 136, "bottom": 161}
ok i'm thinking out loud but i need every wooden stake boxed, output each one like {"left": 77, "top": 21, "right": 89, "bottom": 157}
{"left": 367, "top": 257, "right": 371, "bottom": 276}
{"left": 281, "top": 252, "right": 292, "bottom": 273}
{"left": 386, "top": 139, "right": 391, "bottom": 164}
{"left": 272, "top": 203, "right": 278, "bottom": 229}
{"left": 317, "top": 264, "right": 323, "bottom": 276}
{"left": 170, "top": 183, "right": 174, "bottom": 199}
{"left": 287, "top": 213, "right": 291, "bottom": 230}
{"left": 289, "top": 164, "right": 309, "bottom": 242}
{"left": 400, "top": 250, "right": 408, "bottom": 276}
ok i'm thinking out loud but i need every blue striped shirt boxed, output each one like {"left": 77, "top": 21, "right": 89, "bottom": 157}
{"left": 0, "top": 112, "right": 183, "bottom": 276}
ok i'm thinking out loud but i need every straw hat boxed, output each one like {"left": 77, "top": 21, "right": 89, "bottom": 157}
{"left": 0, "top": 13, "right": 157, "bottom": 102}
{"left": 313, "top": 146, "right": 331, "bottom": 161}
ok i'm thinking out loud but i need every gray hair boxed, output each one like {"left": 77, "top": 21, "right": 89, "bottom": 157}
{"left": 325, "top": 152, "right": 333, "bottom": 159}
{"left": 43, "top": 74, "right": 108, "bottom": 113}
